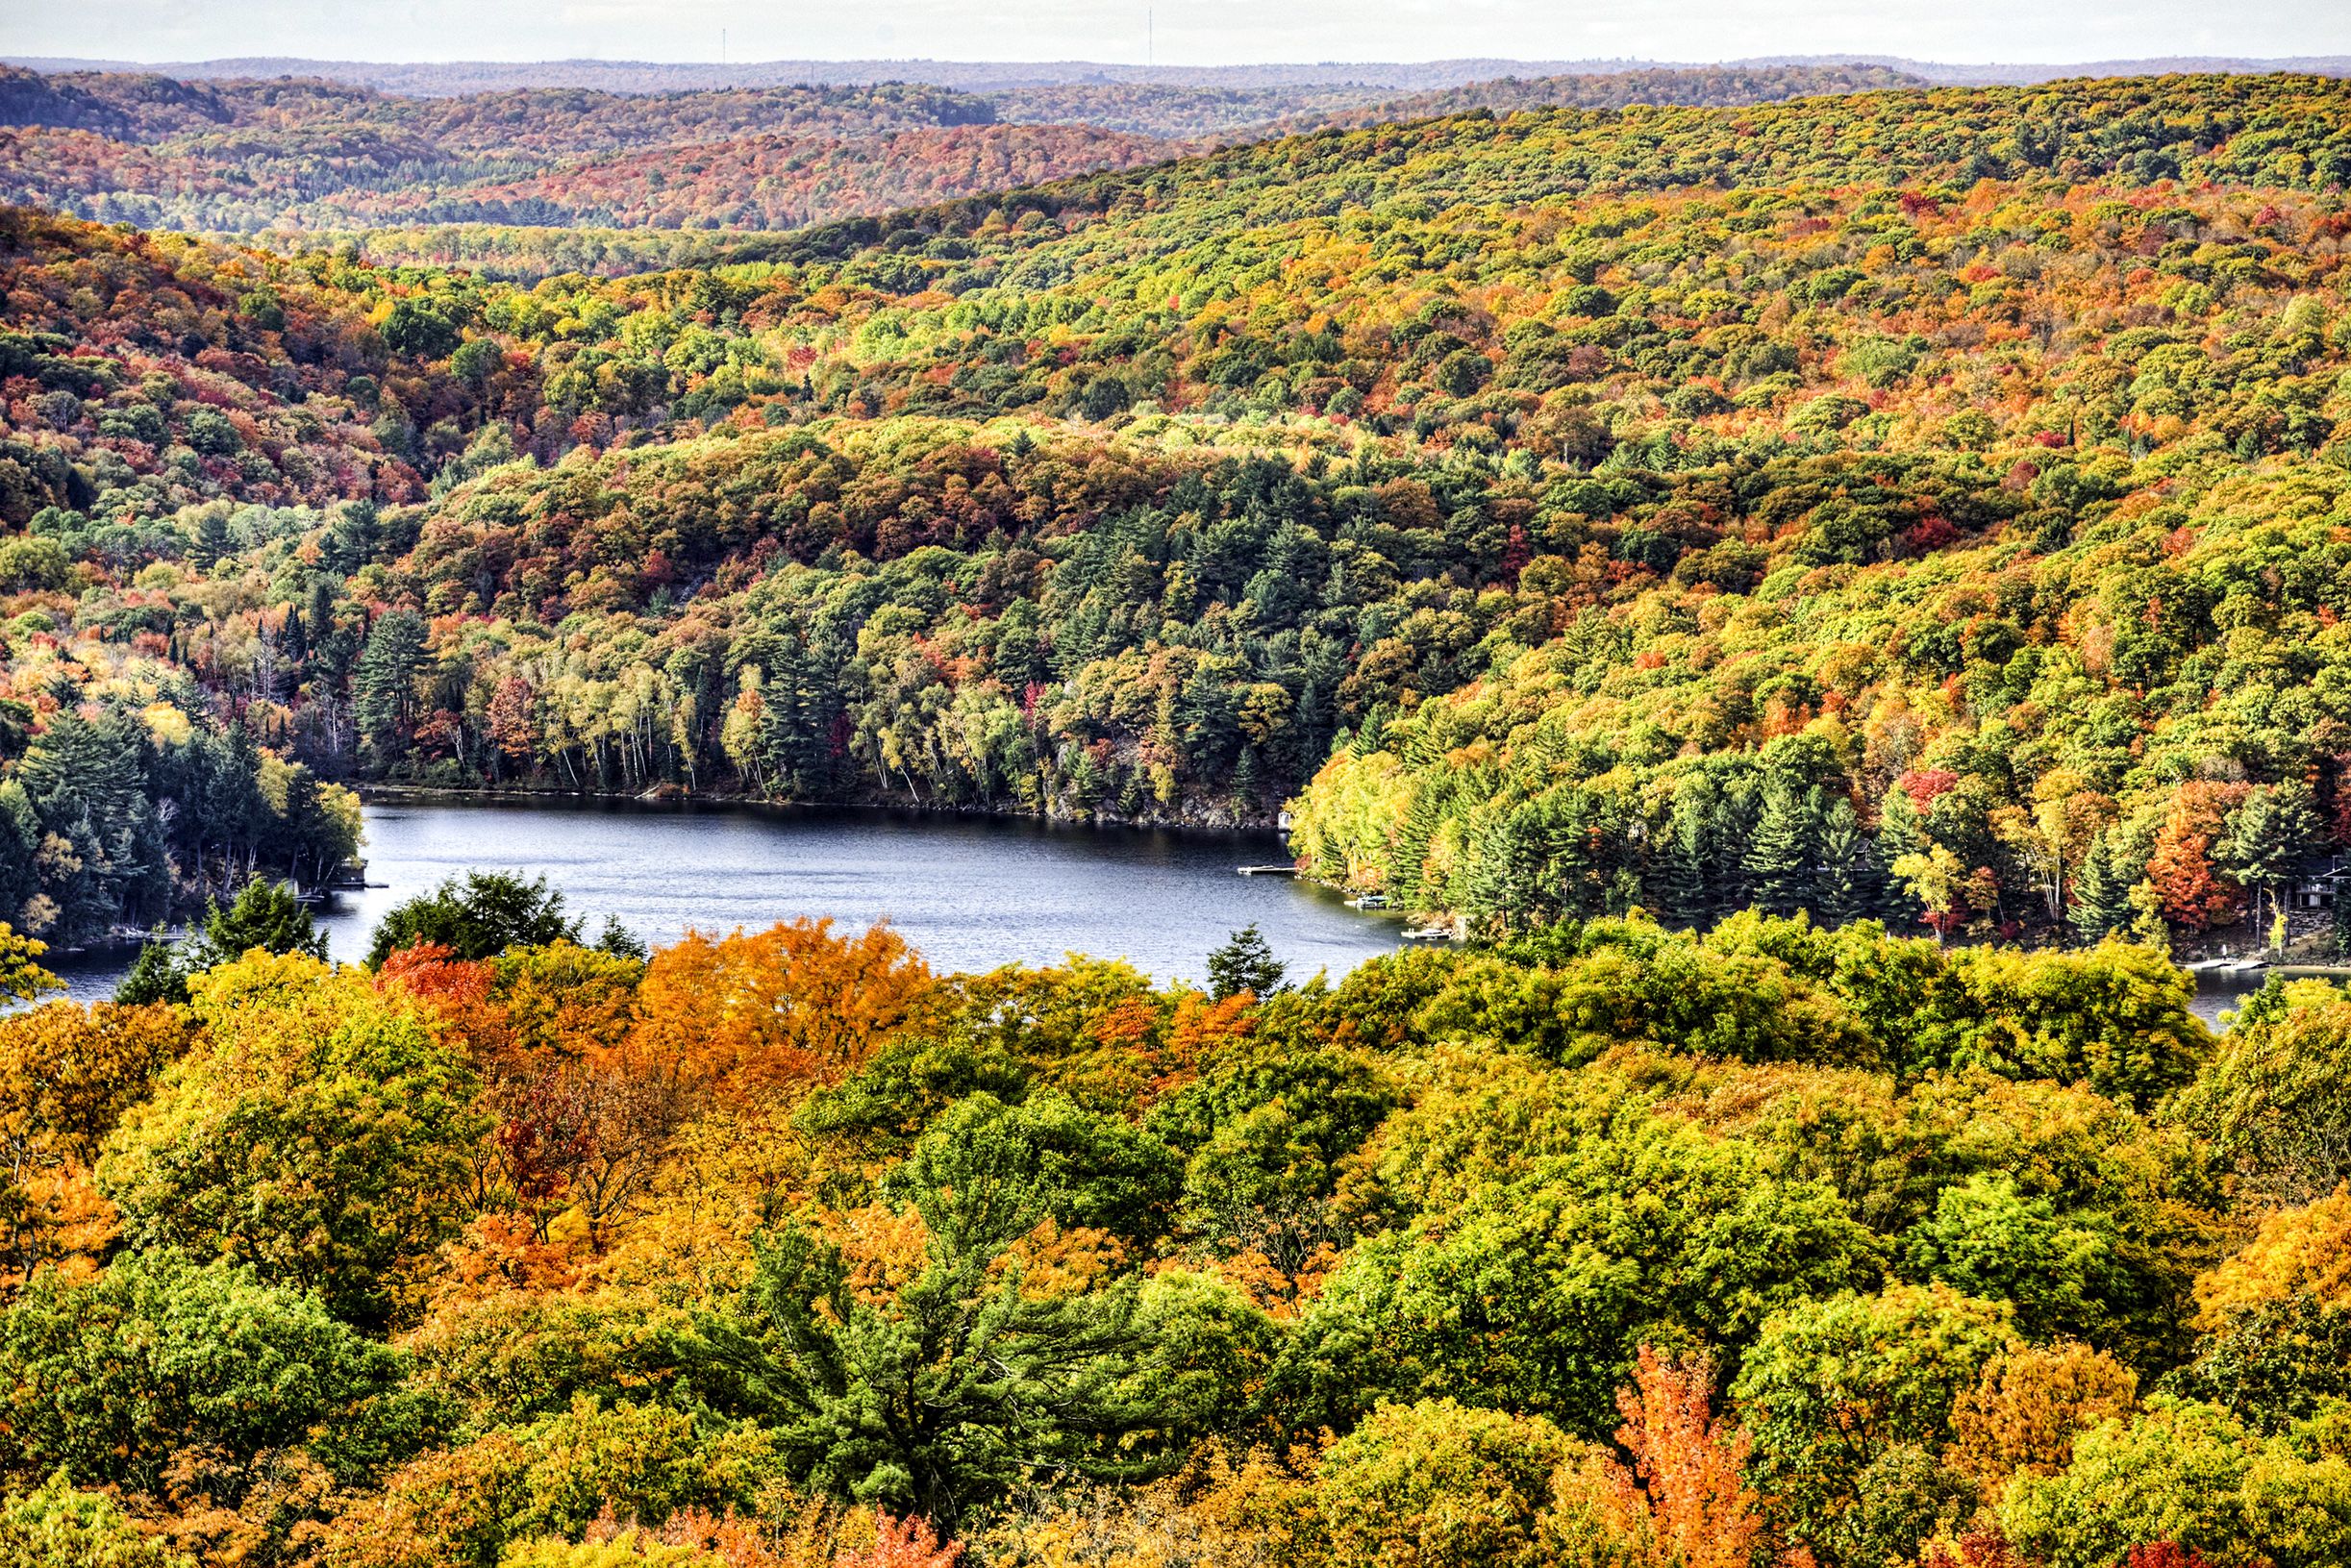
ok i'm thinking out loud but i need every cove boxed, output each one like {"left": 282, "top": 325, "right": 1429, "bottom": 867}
{"left": 44, "top": 794, "right": 1406, "bottom": 1001}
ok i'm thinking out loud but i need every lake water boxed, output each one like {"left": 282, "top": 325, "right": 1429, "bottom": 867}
{"left": 44, "top": 795, "right": 1406, "bottom": 1001}
{"left": 37, "top": 797, "right": 2282, "bottom": 1029}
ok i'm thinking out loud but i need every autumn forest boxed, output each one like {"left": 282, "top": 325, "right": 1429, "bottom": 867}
{"left": 2, "top": 51, "right": 2351, "bottom": 1568}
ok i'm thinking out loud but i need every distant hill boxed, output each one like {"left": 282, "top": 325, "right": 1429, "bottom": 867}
{"left": 0, "top": 57, "right": 1686, "bottom": 95}
{"left": 1254, "top": 62, "right": 1927, "bottom": 138}
{"left": 10, "top": 52, "right": 2349, "bottom": 98}
{"left": 0, "top": 61, "right": 1956, "bottom": 241}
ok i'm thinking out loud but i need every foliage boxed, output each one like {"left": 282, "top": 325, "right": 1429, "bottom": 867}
{"left": 368, "top": 872, "right": 587, "bottom": 966}
{"left": 100, "top": 951, "right": 483, "bottom": 1325}
{"left": 1731, "top": 1284, "right": 2013, "bottom": 1549}
{"left": 1314, "top": 1398, "right": 1584, "bottom": 1568}
{"left": 2001, "top": 1397, "right": 2351, "bottom": 1568}
{"left": 0, "top": 999, "right": 185, "bottom": 1284}
{"left": 0, "top": 1471, "right": 194, "bottom": 1568}
{"left": 6, "top": 62, "right": 2351, "bottom": 1566}
{"left": 1206, "top": 925, "right": 1287, "bottom": 1002}
{"left": 0, "top": 1251, "right": 422, "bottom": 1503}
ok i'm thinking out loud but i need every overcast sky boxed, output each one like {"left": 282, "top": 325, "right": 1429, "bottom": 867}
{"left": 6, "top": 0, "right": 2348, "bottom": 68}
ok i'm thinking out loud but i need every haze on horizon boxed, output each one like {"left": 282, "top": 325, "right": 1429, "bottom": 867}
{"left": 5, "top": 0, "right": 2348, "bottom": 73}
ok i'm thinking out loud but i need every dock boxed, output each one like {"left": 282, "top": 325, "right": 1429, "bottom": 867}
{"left": 1236, "top": 864, "right": 1298, "bottom": 877}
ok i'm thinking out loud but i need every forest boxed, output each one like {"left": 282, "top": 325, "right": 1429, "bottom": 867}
{"left": 2, "top": 875, "right": 2349, "bottom": 1567}
{"left": 8, "top": 51, "right": 2351, "bottom": 1568}
{"left": 7, "top": 73, "right": 2351, "bottom": 946}
{"left": 0, "top": 63, "right": 1919, "bottom": 236}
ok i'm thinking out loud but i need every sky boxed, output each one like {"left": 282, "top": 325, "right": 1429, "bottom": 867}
{"left": 6, "top": 0, "right": 2349, "bottom": 69}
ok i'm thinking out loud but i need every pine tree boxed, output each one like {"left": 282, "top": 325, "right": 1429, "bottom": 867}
{"left": 2068, "top": 831, "right": 2136, "bottom": 945}
{"left": 1547, "top": 791, "right": 1605, "bottom": 919}
{"left": 1388, "top": 785, "right": 1441, "bottom": 910}
{"left": 1742, "top": 782, "right": 1815, "bottom": 917}
{"left": 1207, "top": 924, "right": 1287, "bottom": 1000}
{"left": 1647, "top": 779, "right": 1713, "bottom": 930}
{"left": 2220, "top": 782, "right": 2326, "bottom": 938}
{"left": 1873, "top": 784, "right": 1930, "bottom": 928}
{"left": 1710, "top": 779, "right": 1761, "bottom": 918}
{"left": 1813, "top": 795, "right": 1867, "bottom": 928}
{"left": 194, "top": 879, "right": 327, "bottom": 969}
{"left": 351, "top": 609, "right": 428, "bottom": 759}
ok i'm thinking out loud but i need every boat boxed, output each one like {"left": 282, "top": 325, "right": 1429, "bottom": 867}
{"left": 1401, "top": 925, "right": 1455, "bottom": 940}
{"left": 1347, "top": 894, "right": 1389, "bottom": 910}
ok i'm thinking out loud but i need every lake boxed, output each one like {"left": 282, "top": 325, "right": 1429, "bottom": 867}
{"left": 43, "top": 795, "right": 1406, "bottom": 1001}
{"left": 37, "top": 797, "right": 2278, "bottom": 1028}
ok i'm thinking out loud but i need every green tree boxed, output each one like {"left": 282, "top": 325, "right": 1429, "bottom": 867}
{"left": 1280, "top": 1111, "right": 1883, "bottom": 1437}
{"left": 0, "top": 1252, "right": 419, "bottom": 1503}
{"left": 195, "top": 878, "right": 326, "bottom": 967}
{"left": 2220, "top": 782, "right": 2326, "bottom": 946}
{"left": 2001, "top": 1397, "right": 2351, "bottom": 1568}
{"left": 0, "top": 1471, "right": 194, "bottom": 1568}
{"left": 366, "top": 871, "right": 584, "bottom": 966}
{"left": 352, "top": 609, "right": 429, "bottom": 759}
{"left": 2068, "top": 830, "right": 2135, "bottom": 946}
{"left": 713, "top": 1093, "right": 1257, "bottom": 1528}
{"left": 2175, "top": 980, "right": 2351, "bottom": 1207}
{"left": 1813, "top": 794, "right": 1878, "bottom": 929}
{"left": 2165, "top": 1295, "right": 2351, "bottom": 1434}
{"left": 1731, "top": 1284, "right": 2013, "bottom": 1551}
{"left": 1902, "top": 1173, "right": 2124, "bottom": 1345}
{"left": 99, "top": 951, "right": 482, "bottom": 1327}
{"left": 1649, "top": 785, "right": 1713, "bottom": 931}
{"left": 1316, "top": 1398, "right": 1585, "bottom": 1568}
{"left": 1742, "top": 782, "right": 1816, "bottom": 917}
{"left": 113, "top": 932, "right": 189, "bottom": 1008}
{"left": 1207, "top": 924, "right": 1288, "bottom": 1001}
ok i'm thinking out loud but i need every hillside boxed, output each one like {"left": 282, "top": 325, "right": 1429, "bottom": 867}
{"left": 0, "top": 70, "right": 1155, "bottom": 235}
{"left": 0, "top": 62, "right": 1941, "bottom": 236}
{"left": 3, "top": 74, "right": 2351, "bottom": 952}
{"left": 1258, "top": 62, "right": 1924, "bottom": 136}
{"left": 14, "top": 62, "right": 2351, "bottom": 1568}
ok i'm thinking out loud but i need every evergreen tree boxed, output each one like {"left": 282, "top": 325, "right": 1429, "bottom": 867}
{"left": 1458, "top": 806, "right": 1541, "bottom": 936}
{"left": 194, "top": 879, "right": 327, "bottom": 969}
{"left": 1743, "top": 782, "right": 1815, "bottom": 917}
{"left": 1388, "top": 785, "right": 1441, "bottom": 910}
{"left": 1207, "top": 924, "right": 1287, "bottom": 1000}
{"left": 1710, "top": 777, "right": 1762, "bottom": 917}
{"left": 1873, "top": 785, "right": 1930, "bottom": 928}
{"left": 2220, "top": 782, "right": 2326, "bottom": 939}
{"left": 115, "top": 929, "right": 189, "bottom": 1008}
{"left": 1813, "top": 795, "right": 1868, "bottom": 928}
{"left": 1650, "top": 807, "right": 1710, "bottom": 931}
{"left": 365, "top": 871, "right": 583, "bottom": 966}
{"left": 2068, "top": 831, "right": 2136, "bottom": 946}
{"left": 351, "top": 610, "right": 428, "bottom": 760}
{"left": 1547, "top": 791, "right": 1607, "bottom": 920}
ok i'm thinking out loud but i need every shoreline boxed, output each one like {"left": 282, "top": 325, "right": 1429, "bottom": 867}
{"left": 354, "top": 781, "right": 1301, "bottom": 842}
